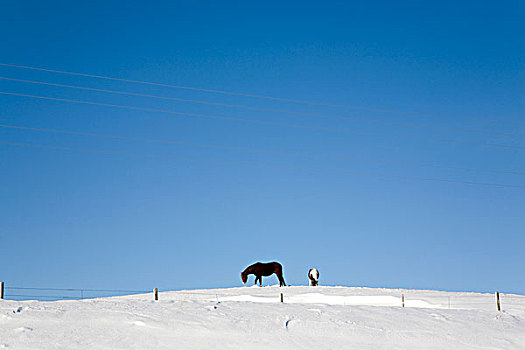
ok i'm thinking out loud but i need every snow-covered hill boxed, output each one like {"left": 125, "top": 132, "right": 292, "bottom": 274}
{"left": 1, "top": 286, "right": 524, "bottom": 349}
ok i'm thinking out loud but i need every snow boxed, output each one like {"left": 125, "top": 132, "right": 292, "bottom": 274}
{"left": 1, "top": 286, "right": 524, "bottom": 349}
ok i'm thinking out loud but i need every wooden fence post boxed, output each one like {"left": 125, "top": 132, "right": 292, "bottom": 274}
{"left": 154, "top": 288, "right": 158, "bottom": 301}
{"left": 0, "top": 281, "right": 4, "bottom": 299}
{"left": 496, "top": 291, "right": 501, "bottom": 312}
{"left": 402, "top": 294, "right": 405, "bottom": 308}
{"left": 280, "top": 293, "right": 283, "bottom": 303}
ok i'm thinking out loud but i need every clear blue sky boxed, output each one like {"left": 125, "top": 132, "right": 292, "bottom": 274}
{"left": 1, "top": 1, "right": 524, "bottom": 296}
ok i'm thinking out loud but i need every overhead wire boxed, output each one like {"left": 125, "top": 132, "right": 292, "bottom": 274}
{"left": 0, "top": 62, "right": 522, "bottom": 127}
{"left": 1, "top": 123, "right": 524, "bottom": 176}
{"left": 1, "top": 76, "right": 523, "bottom": 138}
{"left": 1, "top": 140, "right": 524, "bottom": 189}
{"left": 1, "top": 91, "right": 524, "bottom": 151}
{"left": 1, "top": 64, "right": 523, "bottom": 187}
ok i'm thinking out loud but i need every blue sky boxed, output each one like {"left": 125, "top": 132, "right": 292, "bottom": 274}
{"left": 1, "top": 1, "right": 524, "bottom": 296}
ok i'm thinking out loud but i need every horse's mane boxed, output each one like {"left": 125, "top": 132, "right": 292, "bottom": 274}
{"left": 241, "top": 264, "right": 255, "bottom": 279}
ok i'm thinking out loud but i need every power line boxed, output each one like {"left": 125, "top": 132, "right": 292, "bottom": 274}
{"left": 1, "top": 76, "right": 523, "bottom": 138}
{"left": 0, "top": 62, "right": 522, "bottom": 127}
{"left": 1, "top": 91, "right": 524, "bottom": 151}
{"left": 2, "top": 123, "right": 524, "bottom": 176}
{"left": 1, "top": 140, "right": 524, "bottom": 189}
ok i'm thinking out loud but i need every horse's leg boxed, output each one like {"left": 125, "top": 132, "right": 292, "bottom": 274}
{"left": 254, "top": 276, "right": 259, "bottom": 286}
{"left": 278, "top": 272, "right": 286, "bottom": 287}
{"left": 255, "top": 275, "right": 263, "bottom": 287}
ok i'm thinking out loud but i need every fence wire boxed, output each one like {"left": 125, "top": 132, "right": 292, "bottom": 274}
{"left": 2, "top": 284, "right": 523, "bottom": 313}
{"left": 3, "top": 286, "right": 151, "bottom": 301}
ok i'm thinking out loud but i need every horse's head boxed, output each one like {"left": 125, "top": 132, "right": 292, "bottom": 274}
{"left": 240, "top": 270, "right": 248, "bottom": 284}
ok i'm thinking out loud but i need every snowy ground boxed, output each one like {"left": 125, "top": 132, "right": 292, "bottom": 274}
{"left": 1, "top": 286, "right": 524, "bottom": 349}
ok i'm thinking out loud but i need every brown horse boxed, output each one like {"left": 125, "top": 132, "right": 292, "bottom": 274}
{"left": 241, "top": 262, "right": 286, "bottom": 287}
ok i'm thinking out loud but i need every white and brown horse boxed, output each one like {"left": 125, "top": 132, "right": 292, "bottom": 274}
{"left": 308, "top": 268, "right": 319, "bottom": 286}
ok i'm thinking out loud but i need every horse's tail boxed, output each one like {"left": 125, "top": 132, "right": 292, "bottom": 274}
{"left": 274, "top": 262, "right": 286, "bottom": 286}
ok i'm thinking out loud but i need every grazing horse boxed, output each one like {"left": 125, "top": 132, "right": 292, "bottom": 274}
{"left": 308, "top": 268, "right": 319, "bottom": 286}
{"left": 241, "top": 262, "right": 286, "bottom": 287}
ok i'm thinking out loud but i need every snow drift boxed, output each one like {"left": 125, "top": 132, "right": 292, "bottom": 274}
{"left": 1, "top": 286, "right": 524, "bottom": 349}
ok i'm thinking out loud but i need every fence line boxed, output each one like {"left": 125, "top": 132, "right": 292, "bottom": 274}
{"left": 1, "top": 282, "right": 523, "bottom": 313}
{"left": 6, "top": 294, "right": 82, "bottom": 299}
{"left": 8, "top": 286, "right": 149, "bottom": 293}
{"left": 1, "top": 283, "right": 152, "bottom": 301}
